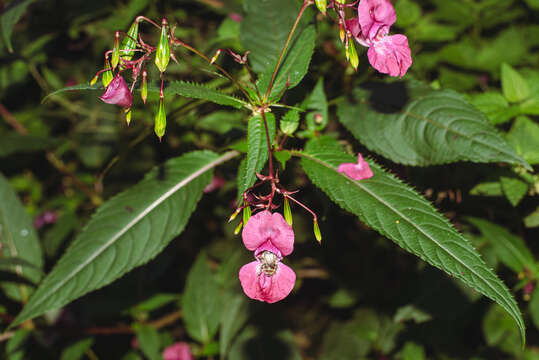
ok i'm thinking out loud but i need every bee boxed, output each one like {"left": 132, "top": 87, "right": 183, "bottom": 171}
{"left": 257, "top": 251, "right": 279, "bottom": 276}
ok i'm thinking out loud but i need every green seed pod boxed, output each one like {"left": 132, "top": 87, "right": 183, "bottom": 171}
{"left": 315, "top": 0, "right": 327, "bottom": 15}
{"left": 102, "top": 59, "right": 113, "bottom": 87}
{"left": 125, "top": 108, "right": 132, "bottom": 126}
{"left": 228, "top": 208, "right": 241, "bottom": 222}
{"left": 120, "top": 21, "right": 139, "bottom": 62}
{"left": 154, "top": 97, "right": 166, "bottom": 140}
{"left": 155, "top": 18, "right": 170, "bottom": 73}
{"left": 313, "top": 219, "right": 322, "bottom": 244}
{"left": 141, "top": 69, "right": 148, "bottom": 104}
{"left": 348, "top": 37, "right": 359, "bottom": 71}
{"left": 283, "top": 197, "right": 293, "bottom": 226}
{"left": 242, "top": 204, "right": 251, "bottom": 226}
{"left": 90, "top": 74, "right": 98, "bottom": 86}
{"left": 111, "top": 31, "right": 120, "bottom": 69}
{"left": 234, "top": 221, "right": 243, "bottom": 235}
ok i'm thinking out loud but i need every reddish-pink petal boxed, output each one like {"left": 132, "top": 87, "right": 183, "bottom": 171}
{"left": 253, "top": 240, "right": 283, "bottom": 259}
{"left": 357, "top": 0, "right": 396, "bottom": 41}
{"left": 242, "top": 211, "right": 294, "bottom": 256}
{"left": 367, "top": 34, "right": 412, "bottom": 77}
{"left": 338, "top": 154, "right": 373, "bottom": 180}
{"left": 100, "top": 74, "right": 133, "bottom": 108}
{"left": 239, "top": 261, "right": 296, "bottom": 303}
{"left": 163, "top": 342, "right": 193, "bottom": 360}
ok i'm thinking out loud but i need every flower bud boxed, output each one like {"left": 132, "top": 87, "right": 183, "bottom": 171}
{"left": 154, "top": 96, "right": 166, "bottom": 140}
{"left": 125, "top": 108, "right": 132, "bottom": 126}
{"left": 90, "top": 74, "right": 98, "bottom": 86}
{"left": 141, "top": 69, "right": 148, "bottom": 104}
{"left": 102, "top": 59, "right": 113, "bottom": 87}
{"left": 234, "top": 221, "right": 243, "bottom": 235}
{"left": 229, "top": 207, "right": 241, "bottom": 222}
{"left": 335, "top": 0, "right": 346, "bottom": 3}
{"left": 283, "top": 197, "right": 293, "bottom": 226}
{"left": 155, "top": 18, "right": 171, "bottom": 73}
{"left": 348, "top": 37, "right": 359, "bottom": 71}
{"left": 242, "top": 204, "right": 251, "bottom": 226}
{"left": 120, "top": 21, "right": 140, "bottom": 62}
{"left": 315, "top": 0, "right": 327, "bottom": 15}
{"left": 339, "top": 20, "right": 345, "bottom": 43}
{"left": 210, "top": 49, "right": 221, "bottom": 64}
{"left": 313, "top": 219, "right": 322, "bottom": 244}
{"left": 100, "top": 74, "right": 133, "bottom": 108}
{"left": 111, "top": 31, "right": 120, "bottom": 69}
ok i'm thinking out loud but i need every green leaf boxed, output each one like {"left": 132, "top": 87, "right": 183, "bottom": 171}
{"left": 483, "top": 304, "right": 522, "bottom": 355}
{"left": 182, "top": 252, "right": 221, "bottom": 343}
{"left": 258, "top": 25, "right": 316, "bottom": 101}
{"left": 0, "top": 173, "right": 43, "bottom": 302}
{"left": 303, "top": 77, "right": 328, "bottom": 131}
{"left": 0, "top": 0, "right": 36, "bottom": 52}
{"left": 393, "top": 305, "right": 432, "bottom": 324}
{"left": 465, "top": 217, "right": 536, "bottom": 275}
{"left": 240, "top": 0, "right": 305, "bottom": 74}
{"left": 237, "top": 113, "right": 276, "bottom": 200}
{"left": 5, "top": 329, "right": 31, "bottom": 360}
{"left": 219, "top": 292, "right": 249, "bottom": 358}
{"left": 506, "top": 116, "right": 539, "bottom": 165}
{"left": 320, "top": 322, "right": 372, "bottom": 360}
{"left": 41, "top": 83, "right": 102, "bottom": 103}
{"left": 469, "top": 182, "right": 503, "bottom": 197}
{"left": 60, "top": 338, "right": 94, "bottom": 360}
{"left": 395, "top": 0, "right": 421, "bottom": 27}
{"left": 524, "top": 207, "right": 539, "bottom": 228}
{"left": 469, "top": 92, "right": 517, "bottom": 125}
{"left": 296, "top": 139, "right": 526, "bottom": 345}
{"left": 501, "top": 63, "right": 530, "bottom": 103}
{"left": 128, "top": 293, "right": 180, "bottom": 315}
{"left": 337, "top": 81, "right": 530, "bottom": 170}
{"left": 166, "top": 81, "right": 246, "bottom": 109}
{"left": 229, "top": 327, "right": 302, "bottom": 360}
{"left": 280, "top": 110, "right": 300, "bottom": 136}
{"left": 10, "top": 151, "right": 238, "bottom": 327}
{"left": 396, "top": 342, "right": 426, "bottom": 360}
{"left": 0, "top": 133, "right": 59, "bottom": 158}
{"left": 274, "top": 150, "right": 292, "bottom": 170}
{"left": 500, "top": 176, "right": 528, "bottom": 207}
{"left": 134, "top": 324, "right": 161, "bottom": 360}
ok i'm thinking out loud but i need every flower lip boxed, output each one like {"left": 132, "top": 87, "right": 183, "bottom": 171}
{"left": 99, "top": 74, "right": 133, "bottom": 108}
{"left": 367, "top": 34, "right": 412, "bottom": 78}
{"left": 239, "top": 260, "right": 296, "bottom": 303}
{"left": 242, "top": 210, "right": 294, "bottom": 256}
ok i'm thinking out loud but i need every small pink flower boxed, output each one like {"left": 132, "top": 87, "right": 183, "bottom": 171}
{"left": 338, "top": 153, "right": 373, "bottom": 180}
{"left": 239, "top": 252, "right": 296, "bottom": 303}
{"left": 367, "top": 34, "right": 412, "bottom": 78}
{"left": 357, "top": 0, "right": 396, "bottom": 41}
{"left": 242, "top": 210, "right": 294, "bottom": 257}
{"left": 100, "top": 74, "right": 133, "bottom": 108}
{"left": 163, "top": 342, "right": 193, "bottom": 360}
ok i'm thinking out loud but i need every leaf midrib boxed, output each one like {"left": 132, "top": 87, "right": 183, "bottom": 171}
{"left": 25, "top": 151, "right": 239, "bottom": 312}
{"left": 295, "top": 151, "right": 523, "bottom": 332}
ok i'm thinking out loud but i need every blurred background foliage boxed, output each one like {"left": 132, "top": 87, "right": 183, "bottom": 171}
{"left": 0, "top": 0, "right": 538, "bottom": 359}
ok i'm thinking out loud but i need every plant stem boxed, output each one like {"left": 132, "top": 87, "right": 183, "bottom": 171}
{"left": 263, "top": 0, "right": 312, "bottom": 102}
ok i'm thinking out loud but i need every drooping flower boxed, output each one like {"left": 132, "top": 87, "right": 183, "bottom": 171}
{"left": 99, "top": 74, "right": 133, "bottom": 108}
{"left": 338, "top": 153, "right": 373, "bottom": 180}
{"left": 242, "top": 210, "right": 294, "bottom": 257}
{"left": 163, "top": 342, "right": 194, "bottom": 360}
{"left": 239, "top": 251, "right": 296, "bottom": 303}
{"left": 346, "top": 0, "right": 412, "bottom": 77}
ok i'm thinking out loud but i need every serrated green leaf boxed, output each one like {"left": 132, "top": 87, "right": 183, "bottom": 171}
{"left": 501, "top": 63, "right": 530, "bottom": 103}
{"left": 240, "top": 0, "right": 304, "bottom": 74}
{"left": 338, "top": 81, "right": 530, "bottom": 169}
{"left": 500, "top": 176, "right": 528, "bottom": 207}
{"left": 166, "top": 81, "right": 246, "bottom": 109}
{"left": 465, "top": 217, "right": 536, "bottom": 276}
{"left": 258, "top": 25, "right": 316, "bottom": 101}
{"left": 237, "top": 113, "right": 276, "bottom": 200}
{"left": 295, "top": 139, "right": 525, "bottom": 345}
{"left": 0, "top": 0, "right": 36, "bottom": 52}
{"left": 41, "top": 83, "right": 103, "bottom": 103}
{"left": 182, "top": 252, "right": 221, "bottom": 343}
{"left": 10, "top": 151, "right": 238, "bottom": 327}
{"left": 0, "top": 173, "right": 43, "bottom": 302}
{"left": 280, "top": 110, "right": 300, "bottom": 135}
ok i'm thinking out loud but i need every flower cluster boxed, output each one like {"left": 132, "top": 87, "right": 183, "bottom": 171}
{"left": 238, "top": 211, "right": 296, "bottom": 303}
{"left": 326, "top": 0, "right": 412, "bottom": 77}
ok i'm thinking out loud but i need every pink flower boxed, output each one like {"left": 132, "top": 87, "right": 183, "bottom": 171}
{"left": 338, "top": 153, "right": 373, "bottom": 180}
{"left": 239, "top": 252, "right": 296, "bottom": 303}
{"left": 100, "top": 74, "right": 133, "bottom": 108}
{"left": 346, "top": 0, "right": 412, "bottom": 77}
{"left": 163, "top": 342, "right": 193, "bottom": 360}
{"left": 242, "top": 210, "right": 294, "bottom": 257}
{"left": 203, "top": 176, "right": 226, "bottom": 193}
{"left": 357, "top": 0, "right": 396, "bottom": 41}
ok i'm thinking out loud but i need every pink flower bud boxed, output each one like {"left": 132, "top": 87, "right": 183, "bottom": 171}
{"left": 163, "top": 342, "right": 193, "bottom": 360}
{"left": 99, "top": 74, "right": 133, "bottom": 108}
{"left": 338, "top": 153, "right": 373, "bottom": 180}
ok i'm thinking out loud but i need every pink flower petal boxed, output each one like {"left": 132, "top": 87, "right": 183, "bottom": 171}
{"left": 367, "top": 34, "right": 412, "bottom": 77}
{"left": 242, "top": 211, "right": 294, "bottom": 256}
{"left": 338, "top": 153, "right": 373, "bottom": 180}
{"left": 100, "top": 74, "right": 133, "bottom": 108}
{"left": 357, "top": 0, "right": 396, "bottom": 41}
{"left": 239, "top": 261, "right": 296, "bottom": 303}
{"left": 163, "top": 342, "right": 193, "bottom": 360}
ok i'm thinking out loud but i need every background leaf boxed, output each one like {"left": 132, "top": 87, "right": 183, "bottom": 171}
{"left": 134, "top": 324, "right": 161, "bottom": 360}
{"left": 337, "top": 81, "right": 530, "bottom": 169}
{"left": 60, "top": 338, "right": 94, "bottom": 360}
{"left": 182, "top": 252, "right": 221, "bottom": 344}
{"left": 0, "top": 0, "right": 36, "bottom": 52}
{"left": 296, "top": 138, "right": 525, "bottom": 344}
{"left": 0, "top": 173, "right": 43, "bottom": 302}
{"left": 219, "top": 292, "right": 249, "bottom": 359}
{"left": 11, "top": 151, "right": 238, "bottom": 327}
{"left": 166, "top": 81, "right": 246, "bottom": 109}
